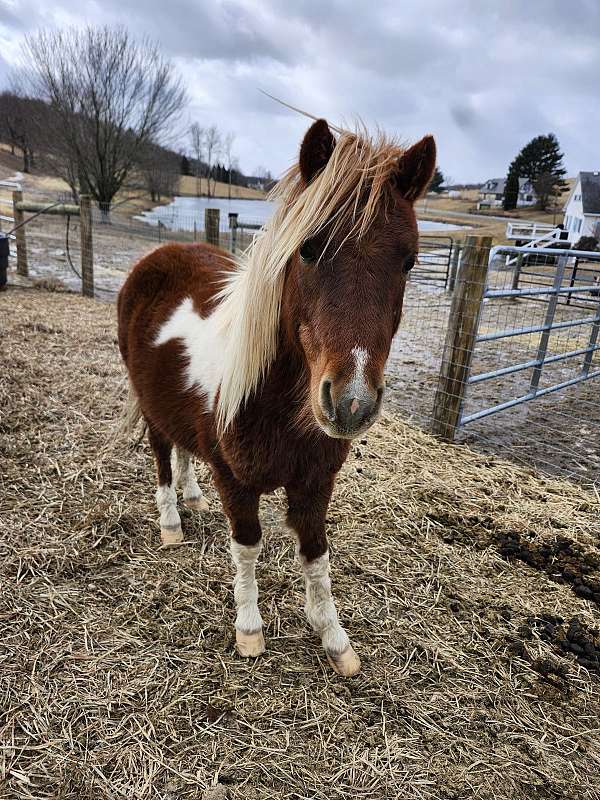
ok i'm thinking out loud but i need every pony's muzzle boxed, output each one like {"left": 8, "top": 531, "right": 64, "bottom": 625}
{"left": 319, "top": 378, "right": 384, "bottom": 437}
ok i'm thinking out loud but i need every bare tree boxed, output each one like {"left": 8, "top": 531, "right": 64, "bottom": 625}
{"left": 223, "top": 132, "right": 235, "bottom": 200}
{"left": 533, "top": 172, "right": 559, "bottom": 212}
{"left": 253, "top": 165, "right": 273, "bottom": 190}
{"left": 189, "top": 122, "right": 205, "bottom": 197}
{"left": 138, "top": 142, "right": 180, "bottom": 203}
{"left": 21, "top": 25, "right": 187, "bottom": 218}
{"left": 204, "top": 125, "right": 222, "bottom": 198}
{"left": 0, "top": 90, "right": 46, "bottom": 173}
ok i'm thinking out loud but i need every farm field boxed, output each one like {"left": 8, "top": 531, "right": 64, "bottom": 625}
{"left": 1, "top": 144, "right": 572, "bottom": 248}
{"left": 2, "top": 288, "right": 600, "bottom": 799}
{"left": 0, "top": 145, "right": 266, "bottom": 221}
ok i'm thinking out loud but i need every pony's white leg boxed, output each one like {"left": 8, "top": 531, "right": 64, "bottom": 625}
{"left": 231, "top": 538, "right": 265, "bottom": 657}
{"left": 156, "top": 484, "right": 183, "bottom": 545}
{"left": 174, "top": 447, "right": 209, "bottom": 511}
{"left": 148, "top": 426, "right": 183, "bottom": 545}
{"left": 299, "top": 549, "right": 361, "bottom": 677}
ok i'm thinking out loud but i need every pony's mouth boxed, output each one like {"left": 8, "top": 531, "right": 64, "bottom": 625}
{"left": 312, "top": 407, "right": 382, "bottom": 440}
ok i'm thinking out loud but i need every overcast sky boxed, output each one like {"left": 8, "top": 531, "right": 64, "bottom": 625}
{"left": 0, "top": 0, "right": 598, "bottom": 182}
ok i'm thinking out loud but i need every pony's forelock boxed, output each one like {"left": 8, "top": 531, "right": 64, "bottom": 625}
{"left": 214, "top": 124, "right": 407, "bottom": 432}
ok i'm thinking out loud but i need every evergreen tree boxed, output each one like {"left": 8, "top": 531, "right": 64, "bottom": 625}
{"left": 503, "top": 133, "right": 566, "bottom": 211}
{"left": 429, "top": 166, "right": 445, "bottom": 193}
{"left": 181, "top": 154, "right": 191, "bottom": 176}
{"left": 503, "top": 167, "right": 519, "bottom": 210}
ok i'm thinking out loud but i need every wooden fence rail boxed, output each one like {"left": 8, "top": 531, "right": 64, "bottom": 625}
{"left": 10, "top": 193, "right": 94, "bottom": 296}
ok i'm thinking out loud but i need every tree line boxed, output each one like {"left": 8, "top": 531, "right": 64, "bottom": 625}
{"left": 0, "top": 25, "right": 264, "bottom": 216}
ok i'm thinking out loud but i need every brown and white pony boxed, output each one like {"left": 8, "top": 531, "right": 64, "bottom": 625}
{"left": 118, "top": 119, "right": 435, "bottom": 676}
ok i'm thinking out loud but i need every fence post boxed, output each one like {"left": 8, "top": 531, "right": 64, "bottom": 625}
{"left": 511, "top": 253, "right": 523, "bottom": 292}
{"left": 448, "top": 243, "right": 461, "bottom": 293}
{"left": 431, "top": 235, "right": 492, "bottom": 441}
{"left": 205, "top": 208, "right": 220, "bottom": 247}
{"left": 79, "top": 194, "right": 94, "bottom": 298}
{"left": 12, "top": 190, "right": 28, "bottom": 276}
{"left": 229, "top": 212, "right": 238, "bottom": 254}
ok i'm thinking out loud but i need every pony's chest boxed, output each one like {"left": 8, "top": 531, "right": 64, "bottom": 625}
{"left": 222, "top": 422, "right": 348, "bottom": 491}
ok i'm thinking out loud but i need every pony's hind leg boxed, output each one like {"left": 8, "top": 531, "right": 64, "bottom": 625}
{"left": 286, "top": 479, "right": 360, "bottom": 677}
{"left": 148, "top": 425, "right": 183, "bottom": 545}
{"left": 174, "top": 447, "right": 209, "bottom": 511}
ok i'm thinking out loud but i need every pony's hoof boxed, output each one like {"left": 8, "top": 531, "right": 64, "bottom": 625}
{"left": 184, "top": 495, "right": 209, "bottom": 512}
{"left": 236, "top": 629, "right": 265, "bottom": 658}
{"left": 160, "top": 526, "right": 184, "bottom": 545}
{"left": 327, "top": 646, "right": 361, "bottom": 677}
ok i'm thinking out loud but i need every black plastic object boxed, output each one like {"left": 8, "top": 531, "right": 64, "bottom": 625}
{"left": 0, "top": 234, "right": 8, "bottom": 290}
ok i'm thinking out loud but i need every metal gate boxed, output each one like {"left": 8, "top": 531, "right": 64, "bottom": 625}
{"left": 413, "top": 236, "right": 453, "bottom": 288}
{"left": 462, "top": 245, "right": 600, "bottom": 426}
{"left": 432, "top": 241, "right": 600, "bottom": 439}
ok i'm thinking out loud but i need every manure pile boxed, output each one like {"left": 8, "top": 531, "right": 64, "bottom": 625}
{"left": 2, "top": 287, "right": 600, "bottom": 799}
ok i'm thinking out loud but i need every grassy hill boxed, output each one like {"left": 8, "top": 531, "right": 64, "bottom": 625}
{"left": 178, "top": 174, "right": 266, "bottom": 200}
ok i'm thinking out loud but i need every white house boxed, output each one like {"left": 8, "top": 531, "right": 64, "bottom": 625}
{"left": 478, "top": 177, "right": 537, "bottom": 209}
{"left": 563, "top": 172, "right": 600, "bottom": 242}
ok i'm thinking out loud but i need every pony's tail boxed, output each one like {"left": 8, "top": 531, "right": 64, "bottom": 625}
{"left": 118, "top": 377, "right": 146, "bottom": 439}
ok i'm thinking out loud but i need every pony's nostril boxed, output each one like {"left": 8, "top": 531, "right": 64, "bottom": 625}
{"left": 320, "top": 379, "right": 335, "bottom": 421}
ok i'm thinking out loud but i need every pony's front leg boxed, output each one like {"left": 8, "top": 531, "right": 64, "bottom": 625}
{"left": 212, "top": 464, "right": 265, "bottom": 658}
{"left": 286, "top": 480, "right": 361, "bottom": 677}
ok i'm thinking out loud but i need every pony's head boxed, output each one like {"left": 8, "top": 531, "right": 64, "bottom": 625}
{"left": 282, "top": 119, "right": 436, "bottom": 438}
{"left": 216, "top": 118, "right": 435, "bottom": 436}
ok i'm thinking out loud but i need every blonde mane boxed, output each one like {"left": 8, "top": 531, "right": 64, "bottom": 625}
{"left": 214, "top": 125, "right": 406, "bottom": 432}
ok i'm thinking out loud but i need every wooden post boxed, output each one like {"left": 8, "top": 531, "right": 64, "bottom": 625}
{"left": 205, "top": 208, "right": 220, "bottom": 247}
{"left": 448, "top": 243, "right": 461, "bottom": 293}
{"left": 12, "top": 190, "right": 28, "bottom": 276}
{"left": 79, "top": 194, "right": 94, "bottom": 298}
{"left": 229, "top": 212, "right": 238, "bottom": 253}
{"left": 431, "top": 236, "right": 492, "bottom": 441}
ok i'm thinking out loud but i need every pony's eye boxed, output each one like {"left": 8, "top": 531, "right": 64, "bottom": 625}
{"left": 299, "top": 241, "right": 317, "bottom": 263}
{"left": 403, "top": 255, "right": 416, "bottom": 274}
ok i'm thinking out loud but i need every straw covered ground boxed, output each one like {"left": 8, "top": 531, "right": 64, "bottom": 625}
{"left": 2, "top": 287, "right": 600, "bottom": 800}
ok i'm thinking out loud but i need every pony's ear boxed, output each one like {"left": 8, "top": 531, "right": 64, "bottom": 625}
{"left": 394, "top": 135, "right": 436, "bottom": 202}
{"left": 299, "top": 119, "right": 336, "bottom": 184}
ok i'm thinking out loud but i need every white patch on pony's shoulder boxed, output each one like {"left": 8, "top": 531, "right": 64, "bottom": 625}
{"left": 154, "top": 297, "right": 223, "bottom": 407}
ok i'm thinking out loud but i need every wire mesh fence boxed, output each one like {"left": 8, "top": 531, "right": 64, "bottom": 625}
{"left": 389, "top": 238, "right": 600, "bottom": 485}
{"left": 4, "top": 184, "right": 600, "bottom": 487}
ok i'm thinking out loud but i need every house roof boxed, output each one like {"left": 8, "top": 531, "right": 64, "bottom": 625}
{"left": 481, "top": 177, "right": 533, "bottom": 194}
{"left": 581, "top": 172, "right": 600, "bottom": 215}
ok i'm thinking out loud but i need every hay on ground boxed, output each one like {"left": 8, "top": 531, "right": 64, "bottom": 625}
{"left": 1, "top": 287, "right": 600, "bottom": 799}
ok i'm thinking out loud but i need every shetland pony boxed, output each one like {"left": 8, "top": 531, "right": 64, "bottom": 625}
{"left": 118, "top": 119, "right": 435, "bottom": 676}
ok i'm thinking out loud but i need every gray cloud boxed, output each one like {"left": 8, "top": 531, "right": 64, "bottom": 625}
{"left": 0, "top": 0, "right": 598, "bottom": 181}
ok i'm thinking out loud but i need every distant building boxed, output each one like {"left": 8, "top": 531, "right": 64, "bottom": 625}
{"left": 246, "top": 175, "right": 276, "bottom": 192}
{"left": 478, "top": 177, "right": 536, "bottom": 209}
{"left": 563, "top": 172, "right": 600, "bottom": 241}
